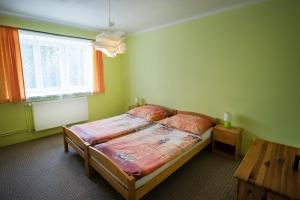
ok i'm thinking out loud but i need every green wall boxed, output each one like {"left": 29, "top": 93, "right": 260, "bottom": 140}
{"left": 0, "top": 16, "right": 125, "bottom": 147}
{"left": 123, "top": 0, "right": 300, "bottom": 153}
{"left": 1, "top": 0, "right": 300, "bottom": 152}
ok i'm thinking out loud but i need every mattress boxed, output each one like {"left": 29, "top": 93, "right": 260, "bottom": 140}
{"left": 90, "top": 127, "right": 212, "bottom": 189}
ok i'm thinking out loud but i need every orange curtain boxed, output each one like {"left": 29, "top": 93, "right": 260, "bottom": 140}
{"left": 0, "top": 26, "right": 25, "bottom": 103}
{"left": 93, "top": 49, "right": 105, "bottom": 93}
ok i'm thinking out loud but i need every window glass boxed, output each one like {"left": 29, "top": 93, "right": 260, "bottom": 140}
{"left": 19, "top": 30, "right": 93, "bottom": 99}
{"left": 40, "top": 45, "right": 61, "bottom": 88}
{"left": 20, "top": 43, "right": 36, "bottom": 89}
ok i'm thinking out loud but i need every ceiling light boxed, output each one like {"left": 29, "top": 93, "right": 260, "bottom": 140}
{"left": 93, "top": 0, "right": 126, "bottom": 57}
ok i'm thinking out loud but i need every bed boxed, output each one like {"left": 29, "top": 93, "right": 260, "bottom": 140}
{"left": 63, "top": 104, "right": 176, "bottom": 175}
{"left": 87, "top": 111, "right": 220, "bottom": 200}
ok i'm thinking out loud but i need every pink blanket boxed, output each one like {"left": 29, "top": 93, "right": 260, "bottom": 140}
{"left": 94, "top": 124, "right": 201, "bottom": 178}
{"left": 70, "top": 114, "right": 150, "bottom": 145}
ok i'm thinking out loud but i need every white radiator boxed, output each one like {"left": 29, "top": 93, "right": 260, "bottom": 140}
{"left": 32, "top": 97, "right": 88, "bottom": 131}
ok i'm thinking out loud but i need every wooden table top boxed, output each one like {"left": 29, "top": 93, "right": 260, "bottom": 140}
{"left": 234, "top": 139, "right": 300, "bottom": 199}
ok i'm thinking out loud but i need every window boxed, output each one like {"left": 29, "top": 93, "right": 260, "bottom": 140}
{"left": 19, "top": 30, "right": 93, "bottom": 100}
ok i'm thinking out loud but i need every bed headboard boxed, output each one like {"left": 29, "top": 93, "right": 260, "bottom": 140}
{"left": 145, "top": 103, "right": 177, "bottom": 116}
{"left": 177, "top": 111, "right": 220, "bottom": 125}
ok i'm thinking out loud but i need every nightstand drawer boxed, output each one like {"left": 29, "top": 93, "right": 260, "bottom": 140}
{"left": 213, "top": 130, "right": 237, "bottom": 146}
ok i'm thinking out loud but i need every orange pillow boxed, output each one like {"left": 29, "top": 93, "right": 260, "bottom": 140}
{"left": 159, "top": 114, "right": 212, "bottom": 135}
{"left": 128, "top": 105, "right": 170, "bottom": 122}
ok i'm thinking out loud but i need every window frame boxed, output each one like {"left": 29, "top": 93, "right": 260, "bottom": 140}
{"left": 19, "top": 30, "right": 94, "bottom": 99}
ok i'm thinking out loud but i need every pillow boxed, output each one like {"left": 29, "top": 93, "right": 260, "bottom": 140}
{"left": 159, "top": 113, "right": 212, "bottom": 135}
{"left": 128, "top": 105, "right": 170, "bottom": 122}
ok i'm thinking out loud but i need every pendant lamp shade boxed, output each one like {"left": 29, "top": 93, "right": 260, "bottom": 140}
{"left": 93, "top": 31, "right": 126, "bottom": 57}
{"left": 93, "top": 0, "right": 126, "bottom": 57}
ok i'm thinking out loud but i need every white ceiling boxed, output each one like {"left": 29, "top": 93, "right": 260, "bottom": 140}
{"left": 0, "top": 0, "right": 263, "bottom": 33}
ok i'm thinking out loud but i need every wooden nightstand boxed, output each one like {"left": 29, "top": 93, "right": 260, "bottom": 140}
{"left": 212, "top": 124, "right": 243, "bottom": 160}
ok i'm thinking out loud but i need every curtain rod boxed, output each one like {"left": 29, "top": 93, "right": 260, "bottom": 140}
{"left": 18, "top": 27, "right": 93, "bottom": 41}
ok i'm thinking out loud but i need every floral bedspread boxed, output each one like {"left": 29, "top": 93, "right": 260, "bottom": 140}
{"left": 70, "top": 114, "right": 150, "bottom": 145}
{"left": 94, "top": 124, "right": 201, "bottom": 178}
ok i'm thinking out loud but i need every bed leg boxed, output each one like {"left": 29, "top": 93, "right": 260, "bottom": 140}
{"left": 84, "top": 145, "right": 93, "bottom": 177}
{"left": 127, "top": 178, "right": 136, "bottom": 200}
{"left": 63, "top": 133, "right": 69, "bottom": 153}
{"left": 85, "top": 158, "right": 92, "bottom": 177}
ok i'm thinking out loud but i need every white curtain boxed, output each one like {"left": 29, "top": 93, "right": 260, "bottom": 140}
{"left": 19, "top": 30, "right": 93, "bottom": 101}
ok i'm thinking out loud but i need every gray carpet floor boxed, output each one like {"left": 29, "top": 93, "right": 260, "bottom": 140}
{"left": 0, "top": 134, "right": 241, "bottom": 200}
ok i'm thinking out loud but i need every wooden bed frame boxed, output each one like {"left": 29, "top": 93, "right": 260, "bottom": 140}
{"left": 63, "top": 104, "right": 177, "bottom": 176}
{"left": 63, "top": 125, "right": 144, "bottom": 176}
{"left": 87, "top": 110, "right": 220, "bottom": 200}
